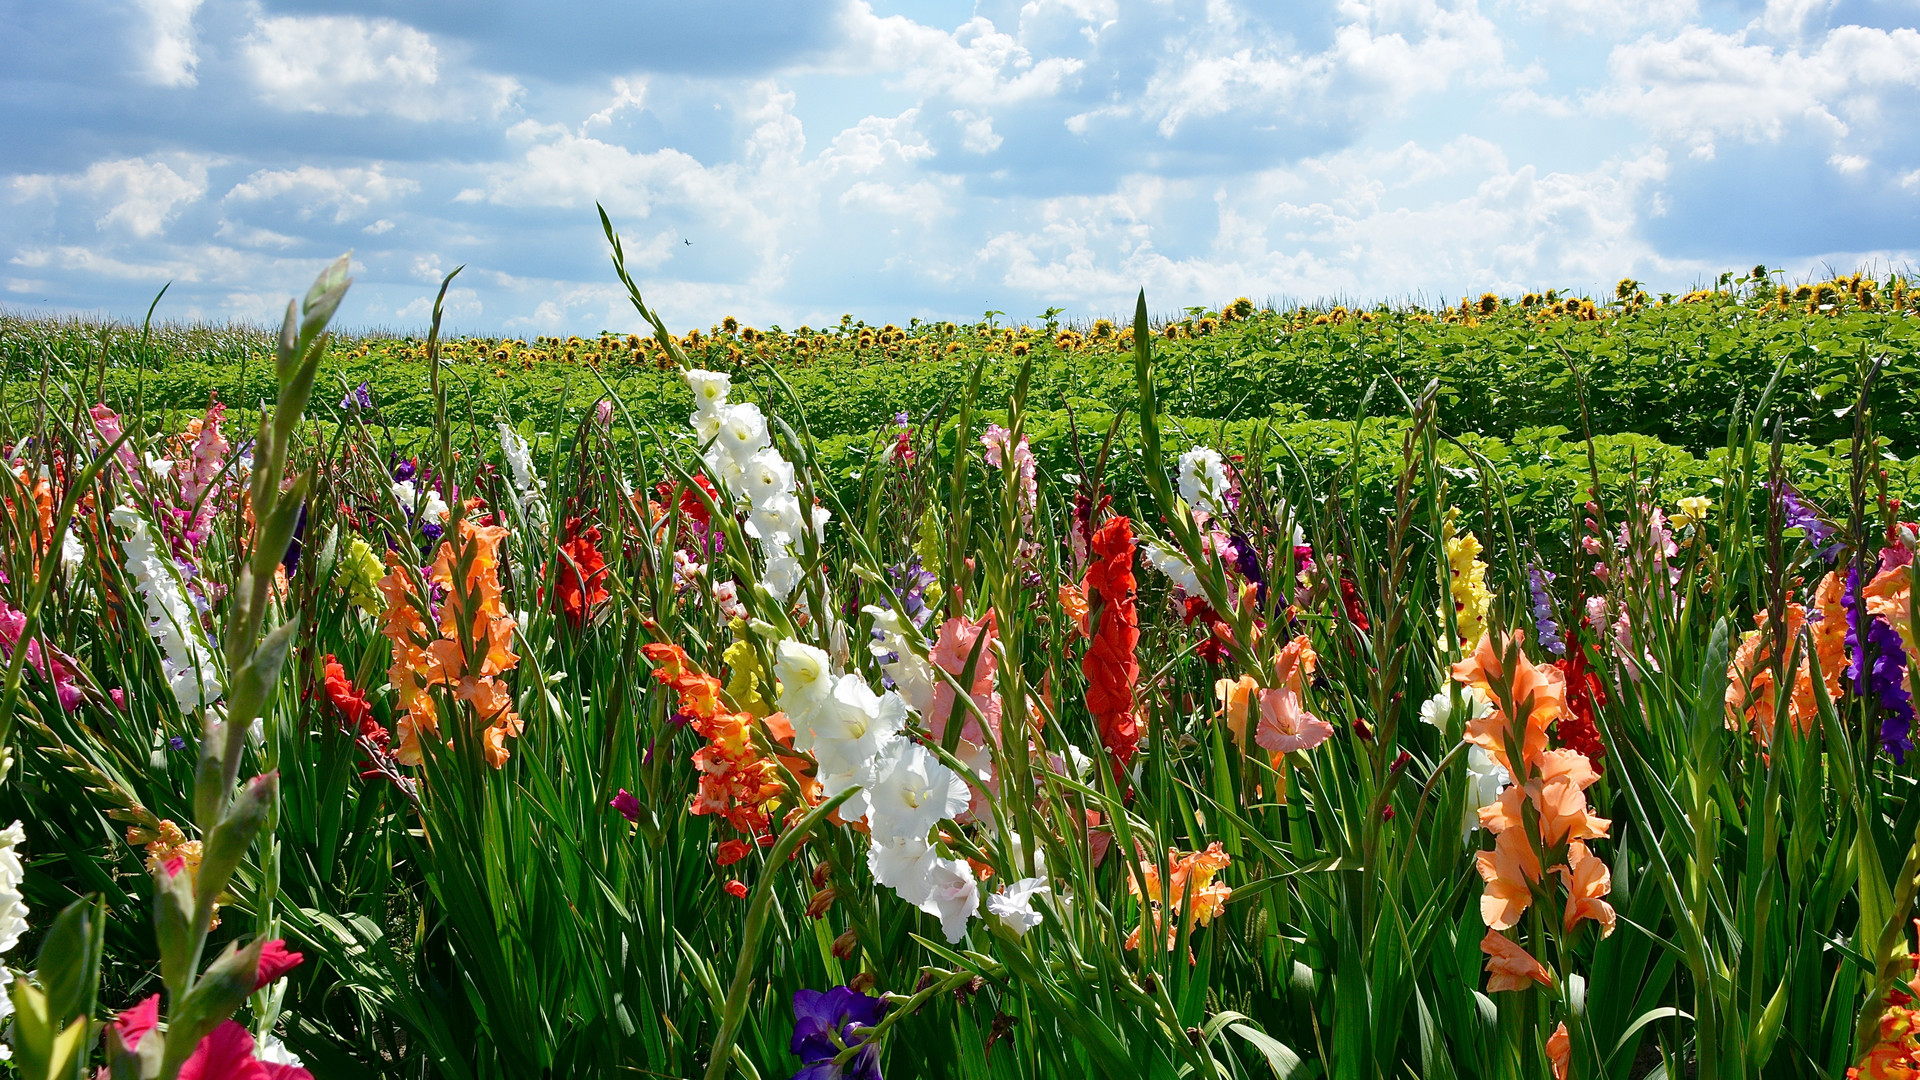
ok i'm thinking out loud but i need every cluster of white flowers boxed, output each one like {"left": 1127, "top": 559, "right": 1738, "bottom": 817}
{"left": 0, "top": 820, "right": 24, "bottom": 1048}
{"left": 686, "top": 370, "right": 826, "bottom": 602}
{"left": 863, "top": 606, "right": 940, "bottom": 715}
{"left": 390, "top": 479, "right": 449, "bottom": 529}
{"left": 1142, "top": 541, "right": 1202, "bottom": 595}
{"left": 774, "top": 640, "right": 982, "bottom": 941}
{"left": 112, "top": 506, "right": 223, "bottom": 714}
{"left": 1417, "top": 687, "right": 1507, "bottom": 839}
{"left": 498, "top": 423, "right": 548, "bottom": 529}
{"left": 1177, "top": 446, "right": 1230, "bottom": 517}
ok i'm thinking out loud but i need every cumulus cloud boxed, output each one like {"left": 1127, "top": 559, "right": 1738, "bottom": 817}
{"left": 5, "top": 0, "right": 1919, "bottom": 330}
{"left": 835, "top": 3, "right": 1087, "bottom": 105}
{"left": 1595, "top": 21, "right": 1920, "bottom": 155}
{"left": 11, "top": 157, "right": 211, "bottom": 237}
{"left": 134, "top": 0, "right": 205, "bottom": 87}
{"left": 225, "top": 165, "right": 419, "bottom": 223}
{"left": 241, "top": 13, "right": 522, "bottom": 120}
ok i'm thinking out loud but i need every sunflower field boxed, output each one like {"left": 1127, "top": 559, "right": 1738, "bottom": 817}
{"left": 3, "top": 229, "right": 1920, "bottom": 1079}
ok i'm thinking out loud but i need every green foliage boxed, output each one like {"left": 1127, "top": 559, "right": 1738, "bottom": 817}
{"left": 5, "top": 258, "right": 1920, "bottom": 1080}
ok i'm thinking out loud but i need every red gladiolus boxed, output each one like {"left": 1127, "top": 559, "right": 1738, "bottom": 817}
{"left": 1339, "top": 576, "right": 1370, "bottom": 633}
{"left": 716, "top": 839, "right": 751, "bottom": 866}
{"left": 725, "top": 879, "right": 749, "bottom": 899}
{"left": 321, "top": 655, "right": 386, "bottom": 745}
{"left": 550, "top": 516, "right": 609, "bottom": 629}
{"left": 255, "top": 939, "right": 304, "bottom": 989}
{"left": 1082, "top": 515, "right": 1140, "bottom": 776}
{"left": 1552, "top": 634, "right": 1608, "bottom": 772}
{"left": 109, "top": 996, "right": 312, "bottom": 1080}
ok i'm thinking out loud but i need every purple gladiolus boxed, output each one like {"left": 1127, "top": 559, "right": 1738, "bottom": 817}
{"left": 341, "top": 381, "right": 373, "bottom": 411}
{"left": 1228, "top": 534, "right": 1268, "bottom": 607}
{"left": 609, "top": 789, "right": 643, "bottom": 824}
{"left": 1844, "top": 563, "right": 1916, "bottom": 761}
{"left": 1772, "top": 481, "right": 1838, "bottom": 560}
{"left": 790, "top": 986, "right": 886, "bottom": 1080}
{"left": 1528, "top": 563, "right": 1565, "bottom": 655}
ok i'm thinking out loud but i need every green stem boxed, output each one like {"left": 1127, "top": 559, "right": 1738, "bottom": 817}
{"left": 704, "top": 786, "right": 857, "bottom": 1080}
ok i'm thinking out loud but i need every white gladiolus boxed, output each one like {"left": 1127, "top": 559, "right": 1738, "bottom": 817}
{"left": 716, "top": 403, "right": 771, "bottom": 464}
{"left": 774, "top": 640, "right": 832, "bottom": 715}
{"left": 0, "top": 822, "right": 26, "bottom": 957}
{"left": 685, "top": 370, "right": 731, "bottom": 417}
{"left": 739, "top": 448, "right": 795, "bottom": 507}
{"left": 1143, "top": 542, "right": 1202, "bottom": 595}
{"left": 750, "top": 493, "right": 805, "bottom": 543}
{"left": 498, "top": 423, "right": 548, "bottom": 527}
{"left": 868, "top": 837, "right": 939, "bottom": 903}
{"left": 112, "top": 506, "right": 222, "bottom": 714}
{"left": 1463, "top": 744, "right": 1512, "bottom": 841}
{"left": 0, "top": 820, "right": 18, "bottom": 1044}
{"left": 680, "top": 370, "right": 819, "bottom": 603}
{"left": 762, "top": 553, "right": 803, "bottom": 602}
{"left": 692, "top": 411, "right": 724, "bottom": 444}
{"left": 257, "top": 1034, "right": 304, "bottom": 1067}
{"left": 864, "top": 607, "right": 938, "bottom": 716}
{"left": 918, "top": 856, "right": 981, "bottom": 943}
{"left": 866, "top": 740, "right": 971, "bottom": 846}
{"left": 1177, "top": 446, "right": 1230, "bottom": 516}
{"left": 987, "top": 877, "right": 1049, "bottom": 937}
{"left": 1418, "top": 686, "right": 1492, "bottom": 731}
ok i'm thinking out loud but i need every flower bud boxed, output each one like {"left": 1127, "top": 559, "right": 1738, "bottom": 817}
{"left": 832, "top": 928, "right": 860, "bottom": 959}
{"left": 806, "top": 887, "right": 838, "bottom": 918}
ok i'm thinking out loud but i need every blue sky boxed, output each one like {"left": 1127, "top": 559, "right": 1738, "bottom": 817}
{"left": 5, "top": 0, "right": 1920, "bottom": 334}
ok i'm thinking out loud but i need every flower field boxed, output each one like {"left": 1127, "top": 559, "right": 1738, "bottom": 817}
{"left": 4, "top": 238, "right": 1920, "bottom": 1080}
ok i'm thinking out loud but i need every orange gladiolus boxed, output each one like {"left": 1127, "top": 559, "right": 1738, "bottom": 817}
{"left": 1215, "top": 675, "right": 1257, "bottom": 748}
{"left": 1481, "top": 929, "right": 1552, "bottom": 992}
{"left": 1558, "top": 840, "right": 1616, "bottom": 937}
{"left": 1127, "top": 842, "right": 1232, "bottom": 954}
{"left": 379, "top": 521, "right": 524, "bottom": 769}
{"left": 1547, "top": 1023, "right": 1570, "bottom": 1080}
{"left": 1475, "top": 828, "right": 1542, "bottom": 930}
{"left": 1453, "top": 631, "right": 1565, "bottom": 774}
{"left": 643, "top": 644, "right": 789, "bottom": 836}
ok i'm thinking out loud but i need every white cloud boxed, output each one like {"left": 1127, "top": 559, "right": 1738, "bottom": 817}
{"left": 952, "top": 110, "right": 1003, "bottom": 153}
{"left": 975, "top": 138, "right": 1678, "bottom": 309}
{"left": 1069, "top": 0, "right": 1511, "bottom": 139}
{"left": 10, "top": 157, "right": 210, "bottom": 237}
{"left": 241, "top": 14, "right": 521, "bottom": 120}
{"left": 834, "top": 3, "right": 1085, "bottom": 105}
{"left": 1595, "top": 22, "right": 1920, "bottom": 155}
{"left": 134, "top": 0, "right": 205, "bottom": 87}
{"left": 396, "top": 287, "right": 481, "bottom": 321}
{"left": 225, "top": 165, "right": 419, "bottom": 222}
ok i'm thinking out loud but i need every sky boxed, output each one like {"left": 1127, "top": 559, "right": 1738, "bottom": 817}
{"left": 4, "top": 0, "right": 1920, "bottom": 334}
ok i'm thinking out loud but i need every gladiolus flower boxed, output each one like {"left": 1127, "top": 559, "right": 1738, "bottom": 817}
{"left": 610, "top": 789, "right": 643, "bottom": 824}
{"left": 549, "top": 516, "right": 609, "bottom": 630}
{"left": 716, "top": 839, "right": 751, "bottom": 866}
{"left": 1547, "top": 1023, "right": 1570, "bottom": 1080}
{"left": 724, "top": 879, "right": 749, "bottom": 899}
{"left": 1082, "top": 516, "right": 1140, "bottom": 774}
{"left": 255, "top": 939, "right": 304, "bottom": 989}
{"left": 108, "top": 997, "right": 312, "bottom": 1080}
{"left": 1481, "top": 929, "right": 1552, "bottom": 992}
{"left": 1558, "top": 840, "right": 1617, "bottom": 937}
{"left": 1255, "top": 636, "right": 1331, "bottom": 755}
{"left": 1474, "top": 828, "right": 1542, "bottom": 930}
{"left": 1453, "top": 631, "right": 1564, "bottom": 774}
